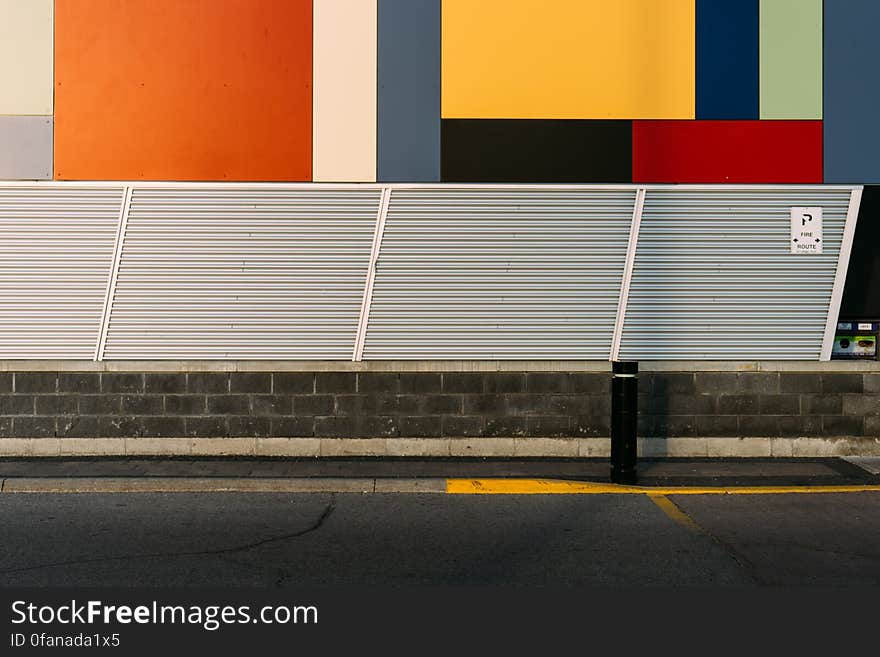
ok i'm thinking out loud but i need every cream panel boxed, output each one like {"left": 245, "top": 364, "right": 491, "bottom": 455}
{"left": 0, "top": 0, "right": 53, "bottom": 115}
{"left": 313, "top": 0, "right": 377, "bottom": 182}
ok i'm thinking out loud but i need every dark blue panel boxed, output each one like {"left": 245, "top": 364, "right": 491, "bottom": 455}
{"left": 378, "top": 0, "right": 440, "bottom": 182}
{"left": 696, "top": 0, "right": 759, "bottom": 120}
{"left": 825, "top": 1, "right": 880, "bottom": 183}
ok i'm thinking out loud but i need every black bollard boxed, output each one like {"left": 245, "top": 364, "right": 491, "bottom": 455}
{"left": 610, "top": 361, "right": 638, "bottom": 484}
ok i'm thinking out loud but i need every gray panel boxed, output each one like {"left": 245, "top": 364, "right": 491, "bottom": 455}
{"left": 620, "top": 188, "right": 853, "bottom": 360}
{"left": 103, "top": 188, "right": 380, "bottom": 360}
{"left": 0, "top": 116, "right": 52, "bottom": 180}
{"left": 364, "top": 188, "right": 635, "bottom": 359}
{"left": 0, "top": 185, "right": 124, "bottom": 358}
{"left": 824, "top": 1, "right": 880, "bottom": 183}
{"left": 377, "top": 0, "right": 440, "bottom": 182}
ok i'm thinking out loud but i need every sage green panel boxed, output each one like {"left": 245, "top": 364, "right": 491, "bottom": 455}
{"left": 760, "top": 0, "right": 822, "bottom": 119}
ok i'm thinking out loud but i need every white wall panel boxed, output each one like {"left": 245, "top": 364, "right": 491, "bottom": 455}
{"left": 313, "top": 0, "right": 377, "bottom": 182}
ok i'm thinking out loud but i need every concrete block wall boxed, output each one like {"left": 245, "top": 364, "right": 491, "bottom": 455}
{"left": 0, "top": 369, "right": 879, "bottom": 452}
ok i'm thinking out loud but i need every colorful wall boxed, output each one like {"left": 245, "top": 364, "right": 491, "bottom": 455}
{"left": 0, "top": 0, "right": 877, "bottom": 183}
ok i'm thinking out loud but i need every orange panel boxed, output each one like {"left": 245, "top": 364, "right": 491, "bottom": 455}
{"left": 55, "top": 0, "right": 312, "bottom": 181}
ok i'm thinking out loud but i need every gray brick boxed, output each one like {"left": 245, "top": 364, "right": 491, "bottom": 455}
{"left": 102, "top": 373, "right": 143, "bottom": 394}
{"left": 98, "top": 416, "right": 141, "bottom": 438}
{"left": 637, "top": 374, "right": 653, "bottom": 395}
{"left": 423, "top": 395, "right": 462, "bottom": 415}
{"left": 665, "top": 394, "right": 716, "bottom": 415}
{"left": 396, "top": 395, "right": 422, "bottom": 415}
{"left": 12, "top": 416, "right": 55, "bottom": 437}
{"left": 717, "top": 395, "right": 760, "bottom": 415}
{"left": 484, "top": 416, "right": 528, "bottom": 437}
{"left": 121, "top": 395, "right": 164, "bottom": 415}
{"left": 270, "top": 417, "right": 314, "bottom": 437}
{"left": 0, "top": 417, "right": 11, "bottom": 437}
{"left": 250, "top": 395, "right": 291, "bottom": 416}
{"left": 547, "top": 394, "right": 591, "bottom": 416}
{"left": 821, "top": 373, "right": 863, "bottom": 394}
{"left": 441, "top": 416, "right": 484, "bottom": 437}
{"left": 399, "top": 373, "right": 442, "bottom": 394}
{"left": 802, "top": 394, "right": 842, "bottom": 415}
{"left": 654, "top": 415, "right": 697, "bottom": 437}
{"left": 0, "top": 373, "right": 11, "bottom": 393}
{"left": 294, "top": 395, "right": 335, "bottom": 416}
{"left": 823, "top": 415, "right": 864, "bottom": 437}
{"left": 639, "top": 393, "right": 656, "bottom": 414}
{"left": 573, "top": 416, "right": 611, "bottom": 437}
{"left": 184, "top": 417, "right": 229, "bottom": 438}
{"left": 335, "top": 394, "right": 378, "bottom": 416}
{"left": 442, "top": 372, "right": 484, "bottom": 394}
{"left": 273, "top": 373, "right": 314, "bottom": 394}
{"left": 14, "top": 372, "right": 57, "bottom": 394}
{"left": 779, "top": 416, "right": 822, "bottom": 437}
{"left": 58, "top": 372, "right": 100, "bottom": 393}
{"left": 140, "top": 416, "right": 185, "bottom": 438}
{"left": 399, "top": 416, "right": 442, "bottom": 437}
{"left": 570, "top": 373, "right": 606, "bottom": 394}
{"left": 654, "top": 373, "right": 696, "bottom": 395}
{"left": 314, "top": 416, "right": 357, "bottom": 438}
{"left": 164, "top": 395, "right": 206, "bottom": 415}
{"left": 0, "top": 395, "right": 34, "bottom": 415}
{"left": 35, "top": 395, "right": 78, "bottom": 416}
{"left": 694, "top": 372, "right": 738, "bottom": 393}
{"left": 758, "top": 395, "right": 800, "bottom": 415}
{"left": 866, "top": 416, "right": 880, "bottom": 436}
{"left": 525, "top": 372, "right": 569, "bottom": 394}
{"left": 230, "top": 373, "right": 271, "bottom": 394}
{"left": 79, "top": 395, "right": 121, "bottom": 415}
{"left": 739, "top": 415, "right": 781, "bottom": 438}
{"left": 484, "top": 373, "right": 524, "bottom": 393}
{"left": 504, "top": 394, "right": 548, "bottom": 416}
{"left": 780, "top": 373, "right": 822, "bottom": 394}
{"left": 736, "top": 373, "right": 780, "bottom": 394}
{"left": 229, "top": 416, "right": 270, "bottom": 437}
{"left": 590, "top": 396, "right": 612, "bottom": 418}
{"left": 355, "top": 416, "right": 398, "bottom": 437}
{"left": 316, "top": 372, "right": 357, "bottom": 394}
{"left": 57, "top": 416, "right": 100, "bottom": 438}
{"left": 842, "top": 394, "right": 880, "bottom": 417}
{"left": 462, "top": 394, "right": 506, "bottom": 415}
{"left": 695, "top": 416, "right": 738, "bottom": 437}
{"left": 207, "top": 395, "right": 250, "bottom": 415}
{"left": 865, "top": 374, "right": 880, "bottom": 394}
{"left": 527, "top": 416, "right": 571, "bottom": 437}
{"left": 187, "top": 373, "right": 229, "bottom": 394}
{"left": 144, "top": 373, "right": 187, "bottom": 394}
{"left": 357, "top": 373, "right": 399, "bottom": 393}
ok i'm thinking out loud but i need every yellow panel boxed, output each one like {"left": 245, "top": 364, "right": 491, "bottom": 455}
{"left": 442, "top": 0, "right": 695, "bottom": 119}
{"left": 0, "top": 0, "right": 53, "bottom": 115}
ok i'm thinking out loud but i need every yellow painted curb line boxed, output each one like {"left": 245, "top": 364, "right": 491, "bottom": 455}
{"left": 445, "top": 478, "right": 880, "bottom": 495}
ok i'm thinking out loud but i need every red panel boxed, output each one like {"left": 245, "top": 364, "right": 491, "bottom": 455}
{"left": 632, "top": 121, "right": 823, "bottom": 183}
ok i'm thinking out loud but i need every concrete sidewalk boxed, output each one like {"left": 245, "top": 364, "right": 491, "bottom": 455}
{"left": 0, "top": 456, "right": 878, "bottom": 494}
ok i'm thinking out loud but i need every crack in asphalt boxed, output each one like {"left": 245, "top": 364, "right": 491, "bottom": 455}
{"left": 666, "top": 497, "right": 767, "bottom": 586}
{"left": 0, "top": 496, "right": 336, "bottom": 577}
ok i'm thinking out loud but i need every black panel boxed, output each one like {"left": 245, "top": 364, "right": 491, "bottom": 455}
{"left": 441, "top": 119, "right": 632, "bottom": 183}
{"left": 840, "top": 185, "right": 880, "bottom": 318}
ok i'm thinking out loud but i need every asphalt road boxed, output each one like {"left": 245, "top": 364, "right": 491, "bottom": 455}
{"left": 1, "top": 491, "right": 879, "bottom": 587}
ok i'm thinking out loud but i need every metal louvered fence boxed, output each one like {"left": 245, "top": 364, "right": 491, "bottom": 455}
{"left": 0, "top": 183, "right": 862, "bottom": 361}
